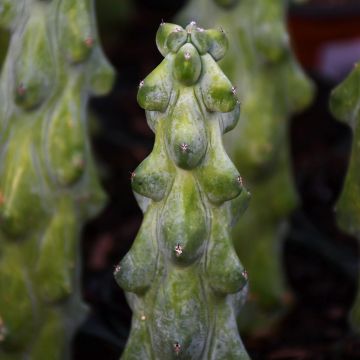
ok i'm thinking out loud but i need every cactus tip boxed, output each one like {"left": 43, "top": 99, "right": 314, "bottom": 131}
{"left": 231, "top": 86, "right": 237, "bottom": 95}
{"left": 236, "top": 175, "right": 243, "bottom": 187}
{"left": 130, "top": 171, "right": 136, "bottom": 182}
{"left": 139, "top": 80, "right": 144, "bottom": 88}
{"left": 184, "top": 51, "right": 191, "bottom": 60}
{"left": 160, "top": 19, "right": 165, "bottom": 26}
{"left": 140, "top": 314, "right": 146, "bottom": 321}
{"left": 175, "top": 244, "right": 183, "bottom": 257}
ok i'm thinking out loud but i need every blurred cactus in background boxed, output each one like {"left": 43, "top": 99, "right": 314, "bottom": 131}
{"left": 330, "top": 62, "right": 360, "bottom": 332}
{"left": 177, "top": 0, "right": 315, "bottom": 333}
{"left": 115, "top": 21, "right": 251, "bottom": 359}
{"left": 0, "top": 0, "right": 114, "bottom": 358}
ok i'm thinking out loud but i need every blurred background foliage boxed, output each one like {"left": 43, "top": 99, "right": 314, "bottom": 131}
{"left": 1, "top": 0, "right": 359, "bottom": 359}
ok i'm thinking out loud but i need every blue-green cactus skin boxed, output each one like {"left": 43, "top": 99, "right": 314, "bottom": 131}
{"left": 0, "top": 0, "right": 114, "bottom": 358}
{"left": 177, "top": 0, "right": 315, "bottom": 333}
{"left": 330, "top": 62, "right": 360, "bottom": 332}
{"left": 115, "top": 22, "right": 251, "bottom": 360}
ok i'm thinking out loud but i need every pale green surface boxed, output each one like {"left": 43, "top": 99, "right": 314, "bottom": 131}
{"left": 177, "top": 0, "right": 315, "bottom": 333}
{"left": 115, "top": 22, "right": 250, "bottom": 359}
{"left": 0, "top": 0, "right": 114, "bottom": 358}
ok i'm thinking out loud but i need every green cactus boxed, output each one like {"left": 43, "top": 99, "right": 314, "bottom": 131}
{"left": 330, "top": 62, "right": 360, "bottom": 331}
{"left": 177, "top": 0, "right": 315, "bottom": 333}
{"left": 114, "top": 21, "right": 251, "bottom": 360}
{"left": 0, "top": 0, "right": 114, "bottom": 358}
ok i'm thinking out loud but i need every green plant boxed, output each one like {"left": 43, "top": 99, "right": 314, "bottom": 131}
{"left": 0, "top": 0, "right": 114, "bottom": 358}
{"left": 177, "top": 0, "right": 314, "bottom": 333}
{"left": 115, "top": 21, "right": 250, "bottom": 359}
{"left": 330, "top": 62, "right": 360, "bottom": 331}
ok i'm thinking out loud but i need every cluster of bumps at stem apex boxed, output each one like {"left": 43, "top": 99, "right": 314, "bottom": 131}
{"left": 114, "top": 22, "right": 251, "bottom": 357}
{"left": 131, "top": 20, "right": 246, "bottom": 204}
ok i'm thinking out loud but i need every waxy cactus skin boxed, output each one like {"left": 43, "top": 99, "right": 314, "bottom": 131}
{"left": 330, "top": 62, "right": 360, "bottom": 332}
{"left": 0, "top": 0, "right": 114, "bottom": 358}
{"left": 177, "top": 0, "right": 315, "bottom": 333}
{"left": 115, "top": 22, "right": 250, "bottom": 360}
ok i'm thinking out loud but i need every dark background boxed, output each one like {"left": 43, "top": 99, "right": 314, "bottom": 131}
{"left": 73, "top": 0, "right": 360, "bottom": 359}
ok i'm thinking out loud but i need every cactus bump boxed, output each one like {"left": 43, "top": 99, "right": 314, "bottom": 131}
{"left": 0, "top": 0, "right": 114, "bottom": 358}
{"left": 330, "top": 62, "right": 360, "bottom": 332}
{"left": 177, "top": 0, "right": 315, "bottom": 332}
{"left": 115, "top": 21, "right": 251, "bottom": 359}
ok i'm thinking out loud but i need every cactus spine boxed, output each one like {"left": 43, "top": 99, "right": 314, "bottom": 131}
{"left": 0, "top": 0, "right": 114, "bottom": 358}
{"left": 115, "top": 22, "right": 250, "bottom": 359}
{"left": 177, "top": 0, "right": 314, "bottom": 332}
{"left": 330, "top": 62, "right": 360, "bottom": 331}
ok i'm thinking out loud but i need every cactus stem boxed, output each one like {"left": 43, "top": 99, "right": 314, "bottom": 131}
{"left": 179, "top": 143, "right": 189, "bottom": 153}
{"left": 118, "top": 22, "right": 250, "bottom": 358}
{"left": 175, "top": 243, "right": 183, "bottom": 257}
{"left": 242, "top": 269, "right": 248, "bottom": 280}
{"left": 173, "top": 342, "right": 181, "bottom": 355}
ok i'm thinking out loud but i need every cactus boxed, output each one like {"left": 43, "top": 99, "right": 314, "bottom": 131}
{"left": 177, "top": 0, "right": 315, "bottom": 333}
{"left": 330, "top": 62, "right": 360, "bottom": 331}
{"left": 0, "top": 0, "right": 114, "bottom": 358}
{"left": 114, "top": 21, "right": 251, "bottom": 360}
